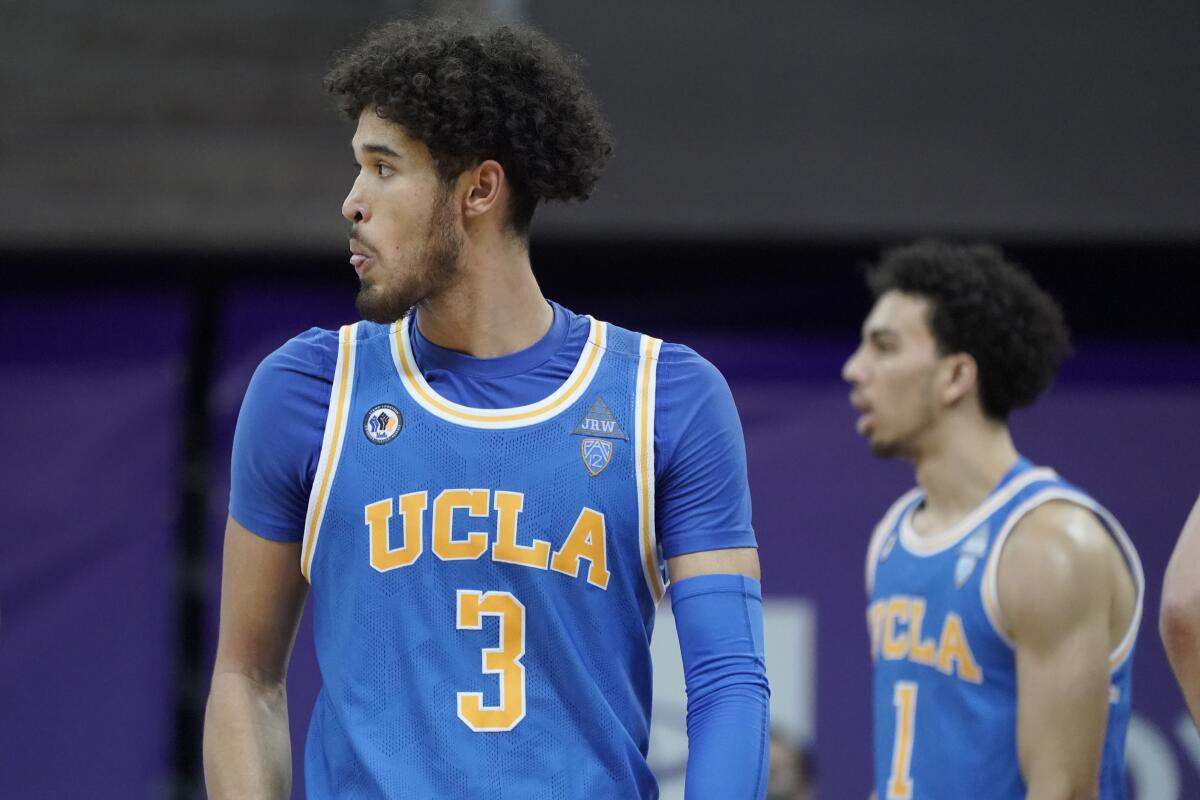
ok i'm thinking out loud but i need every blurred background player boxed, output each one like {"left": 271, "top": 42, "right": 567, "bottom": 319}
{"left": 201, "top": 17, "right": 769, "bottom": 800}
{"left": 843, "top": 240, "right": 1144, "bottom": 798}
{"left": 767, "top": 729, "right": 816, "bottom": 800}
{"left": 1161, "top": 493, "right": 1200, "bottom": 730}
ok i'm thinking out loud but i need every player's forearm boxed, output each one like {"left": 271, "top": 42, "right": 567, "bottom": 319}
{"left": 1160, "top": 598, "right": 1200, "bottom": 727}
{"left": 1021, "top": 745, "right": 1102, "bottom": 800}
{"left": 683, "top": 679, "right": 770, "bottom": 798}
{"left": 1161, "top": 498, "right": 1200, "bottom": 728}
{"left": 672, "top": 574, "right": 770, "bottom": 799}
{"left": 203, "top": 671, "right": 293, "bottom": 800}
{"left": 1024, "top": 777, "right": 1099, "bottom": 800}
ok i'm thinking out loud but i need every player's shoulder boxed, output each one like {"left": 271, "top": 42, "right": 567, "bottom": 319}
{"left": 997, "top": 499, "right": 1115, "bottom": 625}
{"left": 255, "top": 326, "right": 341, "bottom": 384}
{"left": 1005, "top": 499, "right": 1114, "bottom": 568}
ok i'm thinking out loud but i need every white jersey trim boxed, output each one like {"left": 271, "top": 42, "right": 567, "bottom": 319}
{"left": 980, "top": 487, "right": 1145, "bottom": 670}
{"left": 389, "top": 315, "right": 607, "bottom": 429}
{"left": 635, "top": 335, "right": 666, "bottom": 604}
{"left": 898, "top": 467, "right": 1059, "bottom": 556}
{"left": 301, "top": 322, "right": 359, "bottom": 583}
{"left": 866, "top": 488, "right": 922, "bottom": 596}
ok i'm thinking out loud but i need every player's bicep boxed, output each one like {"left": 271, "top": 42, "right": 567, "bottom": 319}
{"left": 1013, "top": 607, "right": 1110, "bottom": 790}
{"left": 1162, "top": 493, "right": 1200, "bottom": 635}
{"left": 1000, "top": 505, "right": 1112, "bottom": 792}
{"left": 229, "top": 330, "right": 334, "bottom": 542}
{"left": 654, "top": 346, "right": 756, "bottom": 559}
{"left": 212, "top": 515, "right": 309, "bottom": 685}
{"left": 667, "top": 547, "right": 760, "bottom": 583}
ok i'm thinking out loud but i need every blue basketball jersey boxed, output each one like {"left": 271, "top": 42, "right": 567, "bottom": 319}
{"left": 298, "top": 316, "right": 669, "bottom": 798}
{"left": 866, "top": 458, "right": 1143, "bottom": 799}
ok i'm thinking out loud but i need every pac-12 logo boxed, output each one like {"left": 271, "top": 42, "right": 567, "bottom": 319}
{"left": 574, "top": 396, "right": 625, "bottom": 477}
{"left": 363, "top": 404, "right": 402, "bottom": 445}
{"left": 581, "top": 438, "right": 613, "bottom": 477}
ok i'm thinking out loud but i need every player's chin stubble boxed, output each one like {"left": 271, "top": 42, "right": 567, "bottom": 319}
{"left": 355, "top": 193, "right": 464, "bottom": 324}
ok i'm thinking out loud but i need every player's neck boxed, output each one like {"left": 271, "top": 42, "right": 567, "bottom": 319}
{"left": 415, "top": 232, "right": 553, "bottom": 359}
{"left": 911, "top": 420, "right": 1020, "bottom": 531}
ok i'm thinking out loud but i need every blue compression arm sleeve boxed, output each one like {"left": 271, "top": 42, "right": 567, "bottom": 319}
{"left": 670, "top": 573, "right": 771, "bottom": 800}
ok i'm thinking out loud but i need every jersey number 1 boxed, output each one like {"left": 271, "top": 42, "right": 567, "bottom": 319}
{"left": 456, "top": 589, "right": 527, "bottom": 732}
{"left": 887, "top": 681, "right": 918, "bottom": 799}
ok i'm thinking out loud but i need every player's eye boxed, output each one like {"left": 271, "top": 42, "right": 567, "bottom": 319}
{"left": 376, "top": 162, "right": 394, "bottom": 177}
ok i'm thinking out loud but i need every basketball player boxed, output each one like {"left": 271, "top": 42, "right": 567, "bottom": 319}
{"left": 843, "top": 241, "right": 1143, "bottom": 798}
{"left": 1161, "top": 493, "right": 1200, "bottom": 729}
{"left": 202, "top": 18, "right": 769, "bottom": 799}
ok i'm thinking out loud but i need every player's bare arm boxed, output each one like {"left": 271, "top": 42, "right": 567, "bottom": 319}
{"left": 668, "top": 546, "right": 760, "bottom": 583}
{"left": 203, "top": 516, "right": 309, "bottom": 800}
{"left": 998, "top": 500, "right": 1131, "bottom": 800}
{"left": 1161, "top": 492, "right": 1200, "bottom": 729}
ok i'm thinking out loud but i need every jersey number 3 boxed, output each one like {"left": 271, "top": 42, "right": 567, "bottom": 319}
{"left": 456, "top": 589, "right": 527, "bottom": 732}
{"left": 887, "top": 681, "right": 918, "bottom": 799}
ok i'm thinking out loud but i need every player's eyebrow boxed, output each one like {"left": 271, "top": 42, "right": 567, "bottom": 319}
{"left": 356, "top": 142, "right": 404, "bottom": 159}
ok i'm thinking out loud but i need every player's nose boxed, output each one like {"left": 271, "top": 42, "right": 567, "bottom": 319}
{"left": 342, "top": 180, "right": 370, "bottom": 224}
{"left": 842, "top": 345, "right": 866, "bottom": 385}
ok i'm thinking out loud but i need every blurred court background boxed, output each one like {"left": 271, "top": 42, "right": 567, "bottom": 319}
{"left": 2, "top": 1, "right": 1198, "bottom": 797}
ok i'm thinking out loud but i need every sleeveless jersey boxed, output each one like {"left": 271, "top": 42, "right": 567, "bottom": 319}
{"left": 865, "top": 458, "right": 1143, "bottom": 799}
{"left": 299, "top": 317, "right": 669, "bottom": 798}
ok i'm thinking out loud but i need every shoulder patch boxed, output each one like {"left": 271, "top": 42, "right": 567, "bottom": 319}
{"left": 954, "top": 524, "right": 990, "bottom": 588}
{"left": 573, "top": 396, "right": 628, "bottom": 441}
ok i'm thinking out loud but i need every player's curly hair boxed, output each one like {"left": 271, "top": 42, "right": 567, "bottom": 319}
{"left": 866, "top": 239, "right": 1071, "bottom": 421}
{"left": 324, "top": 17, "right": 614, "bottom": 235}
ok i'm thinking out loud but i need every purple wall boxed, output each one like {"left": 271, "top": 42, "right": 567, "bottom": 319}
{"left": 0, "top": 295, "right": 188, "bottom": 797}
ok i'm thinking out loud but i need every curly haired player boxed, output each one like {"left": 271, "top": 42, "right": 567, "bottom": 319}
{"left": 202, "top": 18, "right": 769, "bottom": 800}
{"left": 845, "top": 241, "right": 1143, "bottom": 799}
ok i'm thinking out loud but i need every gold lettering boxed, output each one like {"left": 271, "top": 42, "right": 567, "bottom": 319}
{"left": 366, "top": 491, "right": 427, "bottom": 572}
{"left": 882, "top": 598, "right": 911, "bottom": 660}
{"left": 433, "top": 489, "right": 490, "bottom": 561}
{"left": 491, "top": 491, "right": 551, "bottom": 569}
{"left": 937, "top": 612, "right": 983, "bottom": 683}
{"left": 908, "top": 599, "right": 937, "bottom": 666}
{"left": 550, "top": 508, "right": 609, "bottom": 589}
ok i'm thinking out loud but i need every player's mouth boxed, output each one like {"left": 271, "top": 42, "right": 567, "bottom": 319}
{"left": 856, "top": 411, "right": 874, "bottom": 436}
{"left": 349, "top": 240, "right": 374, "bottom": 276}
{"left": 850, "top": 394, "right": 873, "bottom": 435}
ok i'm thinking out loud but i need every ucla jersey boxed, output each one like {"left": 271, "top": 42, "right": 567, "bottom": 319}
{"left": 299, "top": 317, "right": 669, "bottom": 798}
{"left": 866, "top": 458, "right": 1143, "bottom": 800}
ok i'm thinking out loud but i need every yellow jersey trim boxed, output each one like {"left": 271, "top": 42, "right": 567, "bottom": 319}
{"left": 635, "top": 334, "right": 666, "bottom": 604}
{"left": 390, "top": 316, "right": 607, "bottom": 429}
{"left": 980, "top": 487, "right": 1144, "bottom": 670}
{"left": 301, "top": 323, "right": 358, "bottom": 582}
{"left": 898, "top": 468, "right": 1057, "bottom": 556}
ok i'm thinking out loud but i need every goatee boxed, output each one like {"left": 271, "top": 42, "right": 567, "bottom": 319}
{"left": 355, "top": 191, "right": 464, "bottom": 324}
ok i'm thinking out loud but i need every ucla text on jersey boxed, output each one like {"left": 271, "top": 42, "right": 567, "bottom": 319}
{"left": 866, "top": 460, "right": 1143, "bottom": 800}
{"left": 298, "top": 317, "right": 669, "bottom": 798}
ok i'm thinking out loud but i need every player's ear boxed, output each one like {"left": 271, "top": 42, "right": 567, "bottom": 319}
{"left": 939, "top": 352, "right": 978, "bottom": 407}
{"left": 461, "top": 160, "right": 505, "bottom": 221}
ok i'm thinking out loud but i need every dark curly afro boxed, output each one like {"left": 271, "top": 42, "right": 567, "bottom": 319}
{"left": 324, "top": 17, "right": 614, "bottom": 235}
{"left": 866, "top": 239, "right": 1071, "bottom": 421}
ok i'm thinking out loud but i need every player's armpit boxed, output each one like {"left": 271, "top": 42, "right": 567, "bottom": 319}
{"left": 997, "top": 502, "right": 1115, "bottom": 799}
{"left": 666, "top": 546, "right": 760, "bottom": 584}
{"left": 1161, "top": 493, "right": 1200, "bottom": 730}
{"left": 203, "top": 516, "right": 309, "bottom": 800}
